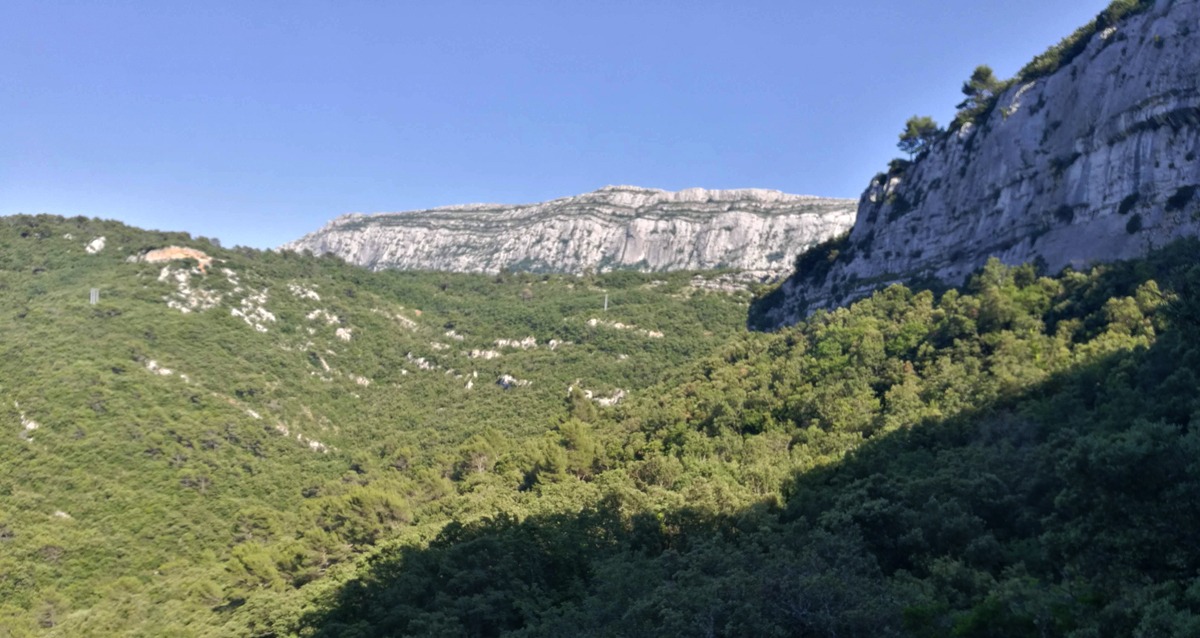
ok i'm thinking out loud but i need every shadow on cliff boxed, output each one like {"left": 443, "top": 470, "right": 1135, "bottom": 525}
{"left": 747, "top": 232, "right": 853, "bottom": 331}
{"left": 284, "top": 253, "right": 1200, "bottom": 638}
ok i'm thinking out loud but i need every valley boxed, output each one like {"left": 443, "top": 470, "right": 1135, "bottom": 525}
{"left": 4, "top": 1, "right": 1200, "bottom": 636}
{"left": 6, "top": 214, "right": 1200, "bottom": 636}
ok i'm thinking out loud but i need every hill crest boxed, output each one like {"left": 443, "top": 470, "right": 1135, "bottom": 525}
{"left": 283, "top": 186, "right": 856, "bottom": 276}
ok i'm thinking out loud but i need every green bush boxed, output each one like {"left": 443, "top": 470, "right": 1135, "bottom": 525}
{"left": 1018, "top": 0, "right": 1155, "bottom": 82}
{"left": 793, "top": 232, "right": 850, "bottom": 285}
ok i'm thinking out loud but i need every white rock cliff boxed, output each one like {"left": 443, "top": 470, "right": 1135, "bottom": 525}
{"left": 762, "top": 0, "right": 1200, "bottom": 326}
{"left": 282, "top": 186, "right": 856, "bottom": 277}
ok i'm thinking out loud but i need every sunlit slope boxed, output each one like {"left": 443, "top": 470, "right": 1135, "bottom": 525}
{"left": 0, "top": 214, "right": 752, "bottom": 635}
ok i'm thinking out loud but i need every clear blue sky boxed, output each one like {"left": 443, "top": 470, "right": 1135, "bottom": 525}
{"left": 2, "top": 1, "right": 1112, "bottom": 248}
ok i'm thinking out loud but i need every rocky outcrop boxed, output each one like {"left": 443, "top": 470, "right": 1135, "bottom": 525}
{"left": 761, "top": 0, "right": 1200, "bottom": 327}
{"left": 282, "top": 186, "right": 856, "bottom": 277}
{"left": 142, "top": 246, "right": 213, "bottom": 272}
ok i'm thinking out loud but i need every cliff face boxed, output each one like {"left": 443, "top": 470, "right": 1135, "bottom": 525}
{"left": 282, "top": 186, "right": 856, "bottom": 276}
{"left": 762, "top": 0, "right": 1200, "bottom": 326}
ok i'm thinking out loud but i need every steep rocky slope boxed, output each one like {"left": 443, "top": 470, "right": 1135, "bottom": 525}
{"left": 283, "top": 186, "right": 856, "bottom": 277}
{"left": 760, "top": 0, "right": 1200, "bottom": 326}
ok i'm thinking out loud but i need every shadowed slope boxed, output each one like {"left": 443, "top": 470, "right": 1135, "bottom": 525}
{"left": 280, "top": 241, "right": 1200, "bottom": 637}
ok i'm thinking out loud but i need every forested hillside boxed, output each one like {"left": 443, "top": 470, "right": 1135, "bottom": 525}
{"left": 274, "top": 240, "right": 1200, "bottom": 638}
{"left": 0, "top": 215, "right": 752, "bottom": 636}
{"left": 4, "top": 214, "right": 1200, "bottom": 636}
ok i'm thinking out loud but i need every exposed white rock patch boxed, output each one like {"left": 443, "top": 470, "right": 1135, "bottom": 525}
{"left": 547, "top": 339, "right": 567, "bottom": 350}
{"left": 469, "top": 349, "right": 501, "bottom": 360}
{"left": 306, "top": 309, "right": 340, "bottom": 325}
{"left": 497, "top": 374, "right": 531, "bottom": 389}
{"left": 160, "top": 266, "right": 222, "bottom": 313}
{"left": 430, "top": 342, "right": 450, "bottom": 351}
{"left": 587, "top": 318, "right": 664, "bottom": 338}
{"left": 406, "top": 353, "right": 437, "bottom": 371}
{"left": 144, "top": 360, "right": 173, "bottom": 376}
{"left": 288, "top": 283, "right": 321, "bottom": 301}
{"left": 232, "top": 290, "right": 276, "bottom": 333}
{"left": 63, "top": 233, "right": 74, "bottom": 240}
{"left": 352, "top": 375, "right": 372, "bottom": 387}
{"left": 282, "top": 186, "right": 856, "bottom": 276}
{"left": 141, "top": 357, "right": 191, "bottom": 382}
{"left": 444, "top": 330, "right": 465, "bottom": 341}
{"left": 52, "top": 510, "right": 72, "bottom": 520}
{"left": 85, "top": 237, "right": 106, "bottom": 254}
{"left": 569, "top": 384, "right": 627, "bottom": 407}
{"left": 158, "top": 264, "right": 272, "bottom": 331}
{"left": 16, "top": 402, "right": 39, "bottom": 442}
{"left": 220, "top": 268, "right": 244, "bottom": 292}
{"left": 595, "top": 391, "right": 626, "bottom": 407}
{"left": 495, "top": 337, "right": 537, "bottom": 350}
{"left": 335, "top": 327, "right": 353, "bottom": 342}
{"left": 465, "top": 379, "right": 474, "bottom": 390}
{"left": 246, "top": 409, "right": 262, "bottom": 420}
{"left": 272, "top": 423, "right": 330, "bottom": 453}
{"left": 373, "top": 308, "right": 420, "bottom": 331}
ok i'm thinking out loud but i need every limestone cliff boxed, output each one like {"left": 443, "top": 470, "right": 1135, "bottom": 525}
{"left": 282, "top": 186, "right": 856, "bottom": 277}
{"left": 760, "top": 0, "right": 1200, "bottom": 327}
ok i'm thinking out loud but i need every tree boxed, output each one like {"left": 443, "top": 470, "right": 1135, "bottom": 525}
{"left": 956, "top": 65, "right": 1001, "bottom": 112}
{"left": 898, "top": 116, "right": 941, "bottom": 159}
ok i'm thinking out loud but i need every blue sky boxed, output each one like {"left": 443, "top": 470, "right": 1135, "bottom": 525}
{"left": 2, "top": 1, "right": 1112, "bottom": 248}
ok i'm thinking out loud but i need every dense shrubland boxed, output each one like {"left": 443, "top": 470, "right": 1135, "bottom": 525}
{"left": 3, "top": 214, "right": 1200, "bottom": 636}
{"left": 0, "top": 215, "right": 748, "bottom": 636}
{"left": 284, "top": 241, "right": 1200, "bottom": 638}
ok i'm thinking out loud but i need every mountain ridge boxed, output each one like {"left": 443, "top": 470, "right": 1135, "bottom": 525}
{"left": 283, "top": 185, "right": 856, "bottom": 277}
